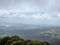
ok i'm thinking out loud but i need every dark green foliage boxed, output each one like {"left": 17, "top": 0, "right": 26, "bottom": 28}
{"left": 0, "top": 36, "right": 51, "bottom": 45}
{"left": 11, "top": 35, "right": 20, "bottom": 39}
{"left": 10, "top": 41, "right": 23, "bottom": 45}
{"left": 5, "top": 38, "right": 19, "bottom": 45}
{"left": 31, "top": 40, "right": 43, "bottom": 45}
{"left": 0, "top": 38, "right": 2, "bottom": 44}
{"left": 43, "top": 42, "right": 51, "bottom": 45}
{"left": 24, "top": 40, "right": 31, "bottom": 45}
{"left": 0, "top": 36, "right": 10, "bottom": 45}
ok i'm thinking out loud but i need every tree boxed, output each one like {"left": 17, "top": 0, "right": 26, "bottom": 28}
{"left": 5, "top": 36, "right": 24, "bottom": 45}
{"left": 10, "top": 41, "right": 23, "bottom": 45}
{"left": 11, "top": 36, "right": 20, "bottom": 40}
{"left": 26, "top": 42, "right": 32, "bottom": 45}
{"left": 31, "top": 40, "right": 42, "bottom": 45}
{"left": 0, "top": 38, "right": 2, "bottom": 45}
{"left": 5, "top": 38, "right": 19, "bottom": 45}
{"left": 43, "top": 41, "right": 50, "bottom": 45}
{"left": 24, "top": 40, "right": 31, "bottom": 45}
{"left": 0, "top": 36, "right": 10, "bottom": 45}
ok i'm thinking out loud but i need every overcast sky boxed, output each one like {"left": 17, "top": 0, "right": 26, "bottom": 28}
{"left": 0, "top": 0, "right": 60, "bottom": 26}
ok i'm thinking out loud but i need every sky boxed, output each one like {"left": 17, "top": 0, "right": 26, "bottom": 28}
{"left": 0, "top": 0, "right": 60, "bottom": 26}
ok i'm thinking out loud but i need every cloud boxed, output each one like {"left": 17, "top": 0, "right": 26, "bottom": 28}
{"left": 0, "top": 0, "right": 60, "bottom": 12}
{"left": 0, "top": 0, "right": 60, "bottom": 25}
{"left": 0, "top": 10, "right": 59, "bottom": 20}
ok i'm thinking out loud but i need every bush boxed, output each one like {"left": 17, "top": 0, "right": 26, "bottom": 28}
{"left": 43, "top": 42, "right": 50, "bottom": 45}
{"left": 31, "top": 40, "right": 42, "bottom": 45}
{"left": 24, "top": 40, "right": 31, "bottom": 45}
{"left": 10, "top": 41, "right": 23, "bottom": 45}
{"left": 11, "top": 35, "right": 20, "bottom": 39}
{"left": 0, "top": 36, "right": 10, "bottom": 45}
{"left": 5, "top": 38, "right": 20, "bottom": 45}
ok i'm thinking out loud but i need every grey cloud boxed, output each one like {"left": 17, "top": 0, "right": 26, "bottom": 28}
{"left": 0, "top": 0, "right": 60, "bottom": 12}
{"left": 0, "top": 0, "right": 60, "bottom": 25}
{"left": 0, "top": 0, "right": 49, "bottom": 11}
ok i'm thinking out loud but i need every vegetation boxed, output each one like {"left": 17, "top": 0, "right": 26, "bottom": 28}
{"left": 40, "top": 30, "right": 60, "bottom": 39}
{"left": 0, "top": 35, "right": 51, "bottom": 45}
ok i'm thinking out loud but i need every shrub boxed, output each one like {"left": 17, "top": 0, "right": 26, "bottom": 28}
{"left": 10, "top": 41, "right": 23, "bottom": 45}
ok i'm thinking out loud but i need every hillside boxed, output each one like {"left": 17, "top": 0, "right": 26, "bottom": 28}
{"left": 0, "top": 36, "right": 51, "bottom": 45}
